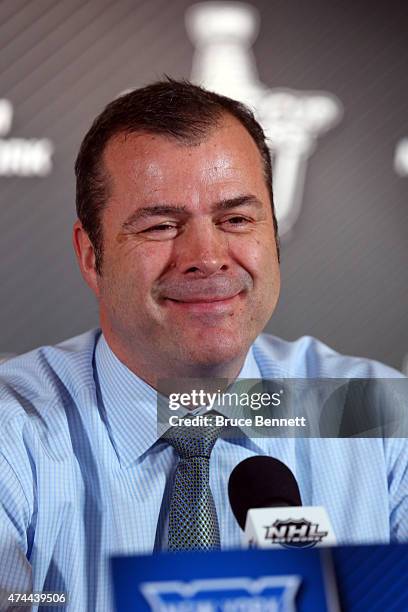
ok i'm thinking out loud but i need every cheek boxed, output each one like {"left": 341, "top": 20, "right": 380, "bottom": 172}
{"left": 113, "top": 238, "right": 170, "bottom": 275}
{"left": 231, "top": 236, "right": 279, "bottom": 280}
{"left": 132, "top": 244, "right": 176, "bottom": 288}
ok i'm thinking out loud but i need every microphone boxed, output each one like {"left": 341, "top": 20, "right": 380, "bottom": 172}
{"left": 228, "top": 456, "right": 336, "bottom": 548}
{"left": 228, "top": 456, "right": 302, "bottom": 529}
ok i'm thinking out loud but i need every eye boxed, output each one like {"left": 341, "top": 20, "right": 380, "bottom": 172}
{"left": 143, "top": 223, "right": 177, "bottom": 233}
{"left": 140, "top": 223, "right": 179, "bottom": 239}
{"left": 227, "top": 216, "right": 248, "bottom": 224}
{"left": 221, "top": 216, "right": 252, "bottom": 229}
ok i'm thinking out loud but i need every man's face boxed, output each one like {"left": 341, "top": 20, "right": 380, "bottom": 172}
{"left": 91, "top": 115, "right": 280, "bottom": 376}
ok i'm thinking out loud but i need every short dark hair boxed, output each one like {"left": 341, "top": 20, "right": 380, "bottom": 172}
{"left": 75, "top": 79, "right": 279, "bottom": 273}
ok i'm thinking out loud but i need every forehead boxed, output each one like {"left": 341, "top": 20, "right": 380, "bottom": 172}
{"left": 102, "top": 115, "right": 268, "bottom": 206}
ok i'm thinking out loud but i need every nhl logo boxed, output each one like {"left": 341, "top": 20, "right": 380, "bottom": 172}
{"left": 264, "top": 518, "right": 328, "bottom": 549}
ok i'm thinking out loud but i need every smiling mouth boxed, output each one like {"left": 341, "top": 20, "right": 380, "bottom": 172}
{"left": 167, "top": 293, "right": 240, "bottom": 304}
{"left": 164, "top": 292, "right": 242, "bottom": 311}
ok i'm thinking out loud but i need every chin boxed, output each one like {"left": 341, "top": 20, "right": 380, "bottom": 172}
{"left": 181, "top": 332, "right": 251, "bottom": 370}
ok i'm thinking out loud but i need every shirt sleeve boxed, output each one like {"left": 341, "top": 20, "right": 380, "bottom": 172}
{"left": 0, "top": 452, "right": 33, "bottom": 609}
{"left": 385, "top": 438, "right": 408, "bottom": 541}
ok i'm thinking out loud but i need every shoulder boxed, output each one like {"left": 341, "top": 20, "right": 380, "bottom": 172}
{"left": 0, "top": 329, "right": 101, "bottom": 508}
{"left": 253, "top": 333, "right": 404, "bottom": 378}
{"left": 0, "top": 329, "right": 100, "bottom": 429}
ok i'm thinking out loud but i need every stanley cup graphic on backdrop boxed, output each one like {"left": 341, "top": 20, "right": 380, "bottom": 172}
{"left": 186, "top": 1, "right": 343, "bottom": 237}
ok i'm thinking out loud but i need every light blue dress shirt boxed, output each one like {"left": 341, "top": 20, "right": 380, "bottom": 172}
{"left": 0, "top": 329, "right": 407, "bottom": 611}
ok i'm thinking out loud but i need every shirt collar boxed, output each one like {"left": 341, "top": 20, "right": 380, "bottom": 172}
{"left": 95, "top": 333, "right": 269, "bottom": 468}
{"left": 95, "top": 334, "right": 158, "bottom": 467}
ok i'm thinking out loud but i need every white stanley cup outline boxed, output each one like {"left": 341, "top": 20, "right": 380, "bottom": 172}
{"left": 186, "top": 1, "right": 344, "bottom": 237}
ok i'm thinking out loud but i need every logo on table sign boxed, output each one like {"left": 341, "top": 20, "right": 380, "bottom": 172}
{"left": 264, "top": 518, "right": 328, "bottom": 549}
{"left": 140, "top": 575, "right": 300, "bottom": 611}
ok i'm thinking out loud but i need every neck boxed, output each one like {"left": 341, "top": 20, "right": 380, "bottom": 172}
{"left": 101, "top": 328, "right": 248, "bottom": 391}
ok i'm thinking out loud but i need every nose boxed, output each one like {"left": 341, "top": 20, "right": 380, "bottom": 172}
{"left": 174, "top": 220, "right": 230, "bottom": 276}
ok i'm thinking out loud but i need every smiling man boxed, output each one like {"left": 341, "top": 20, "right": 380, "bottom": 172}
{"left": 74, "top": 109, "right": 280, "bottom": 385}
{"left": 0, "top": 80, "right": 407, "bottom": 611}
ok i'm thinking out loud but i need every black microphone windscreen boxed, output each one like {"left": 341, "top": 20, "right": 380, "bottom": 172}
{"left": 228, "top": 456, "right": 302, "bottom": 530}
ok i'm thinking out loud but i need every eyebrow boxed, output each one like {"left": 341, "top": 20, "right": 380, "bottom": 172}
{"left": 121, "top": 195, "right": 263, "bottom": 229}
{"left": 122, "top": 205, "right": 187, "bottom": 228}
{"left": 215, "top": 195, "right": 263, "bottom": 211}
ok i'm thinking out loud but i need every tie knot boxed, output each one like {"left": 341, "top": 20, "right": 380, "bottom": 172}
{"left": 164, "top": 414, "right": 223, "bottom": 459}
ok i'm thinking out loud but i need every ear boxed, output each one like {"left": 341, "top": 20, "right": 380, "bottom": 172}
{"left": 72, "top": 220, "right": 100, "bottom": 297}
